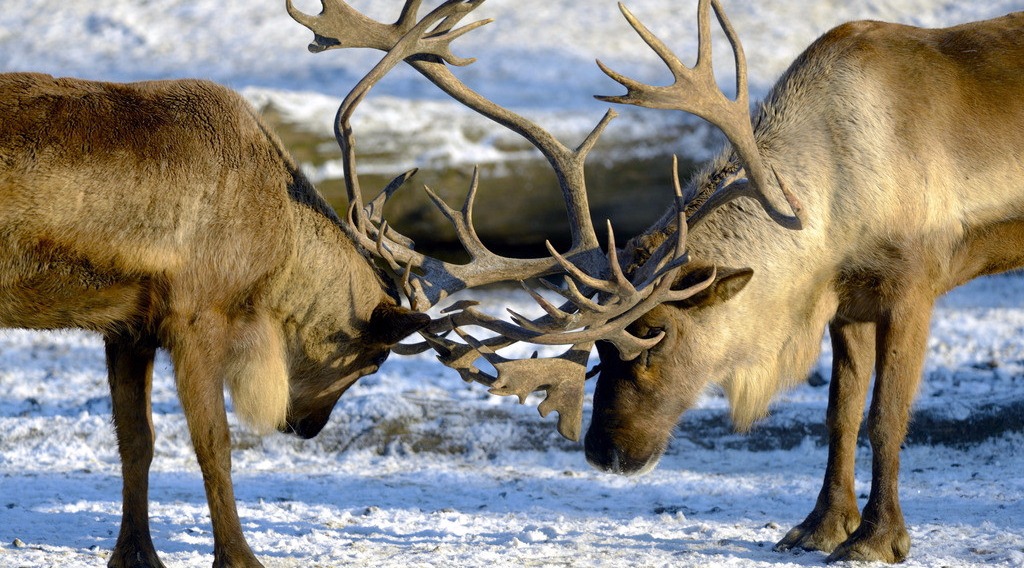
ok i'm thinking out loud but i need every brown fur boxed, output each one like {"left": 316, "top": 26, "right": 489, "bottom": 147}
{"left": 0, "top": 73, "right": 429, "bottom": 568}
{"left": 585, "top": 12, "right": 1024, "bottom": 564}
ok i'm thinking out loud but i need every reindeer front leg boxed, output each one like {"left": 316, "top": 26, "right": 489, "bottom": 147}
{"left": 776, "top": 319, "right": 874, "bottom": 555}
{"left": 168, "top": 314, "right": 263, "bottom": 568}
{"left": 828, "top": 299, "right": 930, "bottom": 563}
{"left": 106, "top": 335, "right": 165, "bottom": 568}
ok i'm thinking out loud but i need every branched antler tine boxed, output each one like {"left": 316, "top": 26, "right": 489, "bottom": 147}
{"left": 694, "top": 0, "right": 715, "bottom": 72}
{"left": 708, "top": 0, "right": 747, "bottom": 101}
{"left": 506, "top": 310, "right": 555, "bottom": 334}
{"left": 516, "top": 281, "right": 574, "bottom": 323}
{"left": 373, "top": 221, "right": 404, "bottom": 273}
{"left": 771, "top": 164, "right": 805, "bottom": 226}
{"left": 544, "top": 241, "right": 614, "bottom": 294}
{"left": 453, "top": 327, "right": 509, "bottom": 367}
{"left": 390, "top": 339, "right": 434, "bottom": 356}
{"left": 577, "top": 109, "right": 619, "bottom": 159}
{"left": 649, "top": 253, "right": 690, "bottom": 285}
{"left": 604, "top": 220, "right": 635, "bottom": 294}
{"left": 539, "top": 277, "right": 605, "bottom": 314}
{"left": 422, "top": 185, "right": 459, "bottom": 227}
{"left": 623, "top": 2, "right": 693, "bottom": 78}
{"left": 440, "top": 299, "right": 481, "bottom": 315}
{"left": 395, "top": 0, "right": 424, "bottom": 30}
{"left": 685, "top": 178, "right": 757, "bottom": 229}
{"left": 422, "top": 184, "right": 492, "bottom": 263}
{"left": 367, "top": 168, "right": 419, "bottom": 224}
{"left": 400, "top": 254, "right": 417, "bottom": 303}
{"left": 594, "top": 59, "right": 648, "bottom": 106}
{"left": 423, "top": 19, "right": 493, "bottom": 67}
{"left": 450, "top": 167, "right": 490, "bottom": 257}
{"left": 604, "top": 328, "right": 665, "bottom": 361}
{"left": 346, "top": 201, "right": 360, "bottom": 234}
{"left": 378, "top": 222, "right": 416, "bottom": 249}
{"left": 672, "top": 155, "right": 688, "bottom": 248}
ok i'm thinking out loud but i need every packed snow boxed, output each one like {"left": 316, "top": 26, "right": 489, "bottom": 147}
{"left": 2, "top": 1, "right": 1024, "bottom": 567}
{"left": 2, "top": 278, "right": 1024, "bottom": 567}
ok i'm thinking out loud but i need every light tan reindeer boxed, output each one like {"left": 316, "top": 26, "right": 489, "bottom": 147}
{"left": 303, "top": 0, "right": 1024, "bottom": 564}
{"left": 574, "top": 1, "right": 1024, "bottom": 564}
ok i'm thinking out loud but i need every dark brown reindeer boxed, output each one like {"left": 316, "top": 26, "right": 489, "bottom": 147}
{"left": 573, "top": 0, "right": 1024, "bottom": 564}
{"left": 0, "top": 72, "right": 432, "bottom": 565}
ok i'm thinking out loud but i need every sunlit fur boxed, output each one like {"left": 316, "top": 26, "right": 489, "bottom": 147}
{"left": 224, "top": 312, "right": 290, "bottom": 434}
{"left": 0, "top": 72, "right": 429, "bottom": 567}
{"left": 589, "top": 11, "right": 1024, "bottom": 564}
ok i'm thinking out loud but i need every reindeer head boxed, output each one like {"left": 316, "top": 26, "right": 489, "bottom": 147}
{"left": 585, "top": 0, "right": 809, "bottom": 473}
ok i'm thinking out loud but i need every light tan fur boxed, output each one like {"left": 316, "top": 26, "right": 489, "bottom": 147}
{"left": 224, "top": 311, "right": 290, "bottom": 434}
{"left": 586, "top": 11, "right": 1024, "bottom": 564}
{"left": 0, "top": 72, "right": 429, "bottom": 568}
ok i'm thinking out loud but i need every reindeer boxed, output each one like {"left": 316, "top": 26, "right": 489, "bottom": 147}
{"left": 0, "top": 3, "right": 549, "bottom": 564}
{"left": 0, "top": 71, "right": 436, "bottom": 566}
{"left": 574, "top": 1, "right": 1024, "bottom": 564}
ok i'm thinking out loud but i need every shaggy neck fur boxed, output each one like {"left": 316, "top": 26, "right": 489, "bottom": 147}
{"left": 623, "top": 56, "right": 844, "bottom": 430}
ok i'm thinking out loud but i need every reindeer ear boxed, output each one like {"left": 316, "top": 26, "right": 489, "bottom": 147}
{"left": 672, "top": 265, "right": 753, "bottom": 308}
{"left": 366, "top": 302, "right": 431, "bottom": 346}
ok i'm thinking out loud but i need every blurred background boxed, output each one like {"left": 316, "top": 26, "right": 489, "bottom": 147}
{"left": 3, "top": 0, "right": 1022, "bottom": 257}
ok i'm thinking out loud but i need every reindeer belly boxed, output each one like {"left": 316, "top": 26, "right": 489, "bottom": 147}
{"left": 0, "top": 231, "right": 161, "bottom": 333}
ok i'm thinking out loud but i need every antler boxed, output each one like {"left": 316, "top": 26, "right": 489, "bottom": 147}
{"left": 392, "top": 159, "right": 713, "bottom": 441}
{"left": 290, "top": 0, "right": 616, "bottom": 312}
{"left": 596, "top": 0, "right": 807, "bottom": 231}
{"left": 288, "top": 1, "right": 718, "bottom": 441}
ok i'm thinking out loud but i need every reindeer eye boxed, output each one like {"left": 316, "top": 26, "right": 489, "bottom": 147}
{"left": 371, "top": 350, "right": 390, "bottom": 367}
{"left": 643, "top": 327, "right": 665, "bottom": 340}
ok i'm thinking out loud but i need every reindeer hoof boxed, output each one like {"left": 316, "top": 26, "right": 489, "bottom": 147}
{"left": 774, "top": 507, "right": 860, "bottom": 554}
{"left": 107, "top": 547, "right": 166, "bottom": 568}
{"left": 212, "top": 549, "right": 265, "bottom": 568}
{"left": 826, "top": 527, "right": 910, "bottom": 564}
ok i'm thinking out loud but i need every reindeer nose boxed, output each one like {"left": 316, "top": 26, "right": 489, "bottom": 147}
{"left": 584, "top": 430, "right": 627, "bottom": 474}
{"left": 585, "top": 428, "right": 660, "bottom": 476}
{"left": 280, "top": 416, "right": 327, "bottom": 440}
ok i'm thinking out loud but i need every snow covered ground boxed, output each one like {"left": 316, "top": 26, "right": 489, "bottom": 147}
{"left": 2, "top": 276, "right": 1024, "bottom": 568}
{"left": 2, "top": 1, "right": 1024, "bottom": 567}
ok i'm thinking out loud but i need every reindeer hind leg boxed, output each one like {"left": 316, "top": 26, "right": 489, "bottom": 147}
{"left": 105, "top": 334, "right": 165, "bottom": 568}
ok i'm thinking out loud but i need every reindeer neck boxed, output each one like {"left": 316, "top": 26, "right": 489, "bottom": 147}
{"left": 265, "top": 176, "right": 392, "bottom": 351}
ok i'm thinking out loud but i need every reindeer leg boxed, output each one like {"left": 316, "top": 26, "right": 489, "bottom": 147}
{"left": 167, "top": 314, "right": 263, "bottom": 568}
{"left": 827, "top": 301, "right": 929, "bottom": 563}
{"left": 106, "top": 335, "right": 165, "bottom": 568}
{"left": 776, "top": 320, "right": 873, "bottom": 554}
